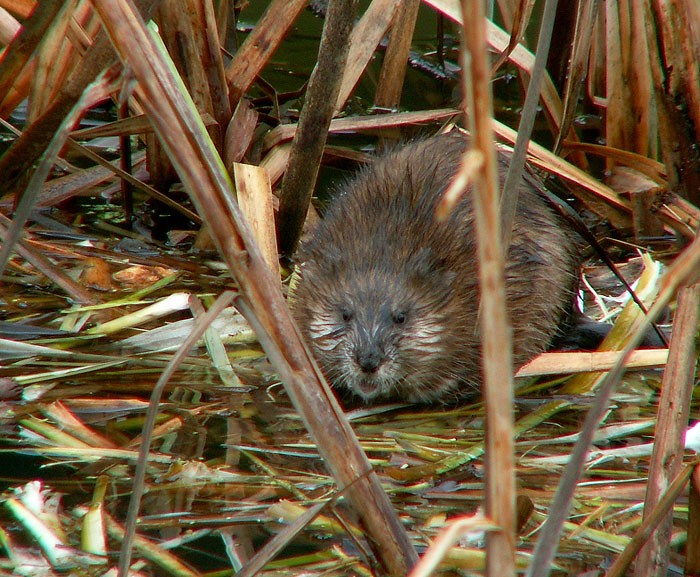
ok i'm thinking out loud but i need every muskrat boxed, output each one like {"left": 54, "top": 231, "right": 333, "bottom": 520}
{"left": 291, "top": 131, "right": 580, "bottom": 403}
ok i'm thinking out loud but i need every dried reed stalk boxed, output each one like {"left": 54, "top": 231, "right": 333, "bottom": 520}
{"left": 634, "top": 284, "right": 700, "bottom": 577}
{"left": 459, "top": 1, "right": 515, "bottom": 575}
{"left": 374, "top": 0, "right": 420, "bottom": 109}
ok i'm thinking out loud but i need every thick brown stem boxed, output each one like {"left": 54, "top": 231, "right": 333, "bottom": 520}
{"left": 276, "top": 0, "right": 358, "bottom": 256}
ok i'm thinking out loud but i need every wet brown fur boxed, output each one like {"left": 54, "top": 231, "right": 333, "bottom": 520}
{"left": 292, "top": 132, "right": 579, "bottom": 403}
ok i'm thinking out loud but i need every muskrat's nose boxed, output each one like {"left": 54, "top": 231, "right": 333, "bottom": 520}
{"left": 355, "top": 346, "right": 384, "bottom": 373}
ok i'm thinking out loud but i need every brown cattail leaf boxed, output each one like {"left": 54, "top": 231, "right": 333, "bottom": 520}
{"left": 234, "top": 162, "right": 278, "bottom": 277}
{"left": 224, "top": 98, "right": 258, "bottom": 167}
{"left": 225, "top": 0, "right": 308, "bottom": 106}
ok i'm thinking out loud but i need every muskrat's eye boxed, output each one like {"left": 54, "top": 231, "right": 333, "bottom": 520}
{"left": 393, "top": 310, "right": 407, "bottom": 325}
{"left": 341, "top": 307, "right": 354, "bottom": 322}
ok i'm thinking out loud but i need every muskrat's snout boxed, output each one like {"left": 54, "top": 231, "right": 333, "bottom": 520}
{"left": 354, "top": 344, "right": 385, "bottom": 374}
{"left": 341, "top": 312, "right": 403, "bottom": 400}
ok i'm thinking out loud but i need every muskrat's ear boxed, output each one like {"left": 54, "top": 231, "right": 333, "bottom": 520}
{"left": 409, "top": 247, "right": 447, "bottom": 276}
{"left": 406, "top": 248, "right": 458, "bottom": 292}
{"left": 303, "top": 245, "right": 345, "bottom": 276}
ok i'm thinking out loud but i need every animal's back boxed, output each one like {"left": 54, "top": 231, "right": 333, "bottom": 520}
{"left": 292, "top": 132, "right": 579, "bottom": 403}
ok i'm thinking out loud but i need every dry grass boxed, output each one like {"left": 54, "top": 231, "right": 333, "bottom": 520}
{"left": 0, "top": 1, "right": 699, "bottom": 576}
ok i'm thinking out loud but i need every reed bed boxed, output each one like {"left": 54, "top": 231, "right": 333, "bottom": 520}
{"left": 0, "top": 1, "right": 698, "bottom": 576}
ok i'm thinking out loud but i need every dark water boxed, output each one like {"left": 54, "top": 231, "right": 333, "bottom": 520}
{"left": 238, "top": 1, "right": 460, "bottom": 111}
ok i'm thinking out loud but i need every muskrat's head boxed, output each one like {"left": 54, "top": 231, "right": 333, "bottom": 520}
{"left": 292, "top": 250, "right": 472, "bottom": 403}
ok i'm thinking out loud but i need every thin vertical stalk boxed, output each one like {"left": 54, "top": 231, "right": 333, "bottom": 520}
{"left": 459, "top": 1, "right": 515, "bottom": 576}
{"left": 499, "top": 0, "right": 559, "bottom": 250}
